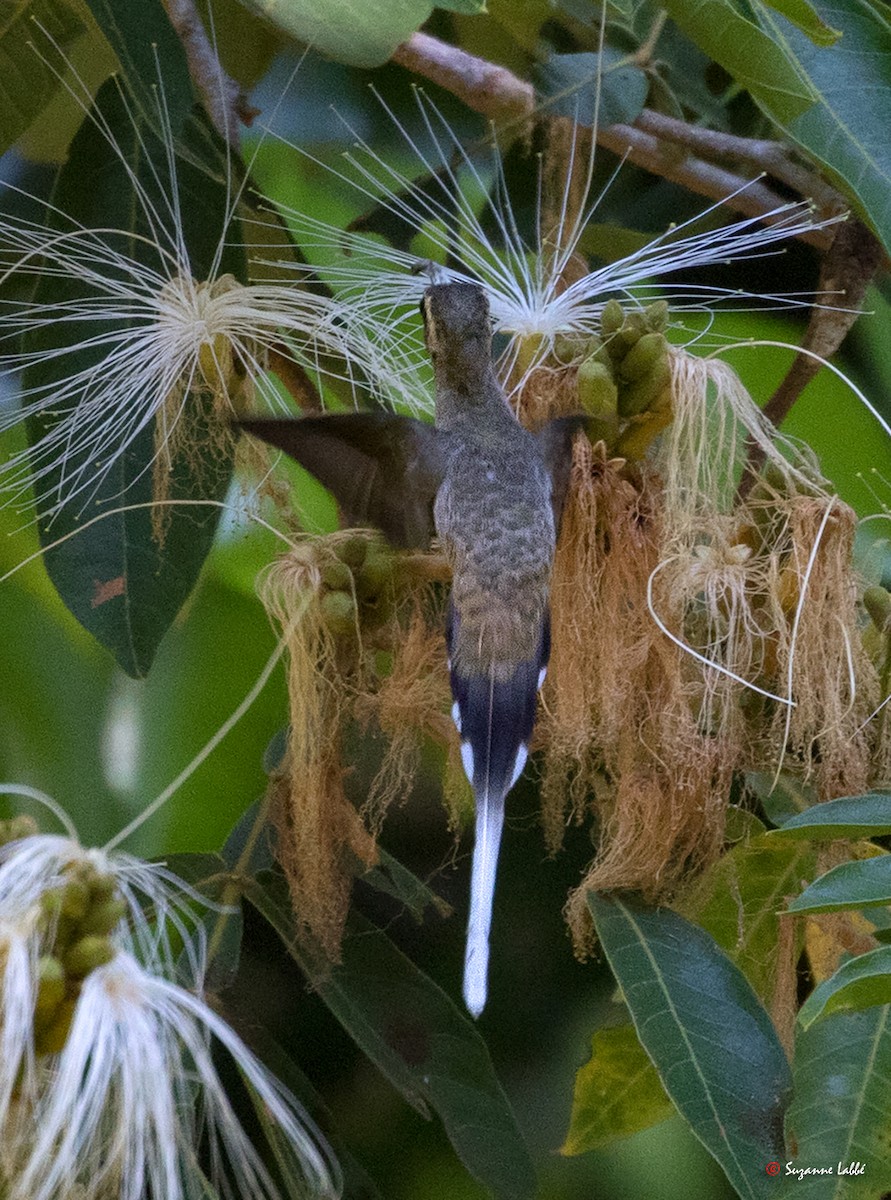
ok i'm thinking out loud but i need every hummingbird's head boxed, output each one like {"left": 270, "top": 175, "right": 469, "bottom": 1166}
{"left": 420, "top": 283, "right": 493, "bottom": 370}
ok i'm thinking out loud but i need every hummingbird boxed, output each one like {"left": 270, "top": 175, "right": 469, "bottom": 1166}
{"left": 241, "top": 281, "right": 580, "bottom": 1016}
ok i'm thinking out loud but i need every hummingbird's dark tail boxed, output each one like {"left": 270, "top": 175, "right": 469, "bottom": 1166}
{"left": 448, "top": 605, "right": 550, "bottom": 1015}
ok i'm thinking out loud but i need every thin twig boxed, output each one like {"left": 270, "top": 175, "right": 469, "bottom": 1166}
{"left": 392, "top": 32, "right": 535, "bottom": 123}
{"left": 162, "top": 0, "right": 251, "bottom": 147}
{"left": 633, "top": 109, "right": 845, "bottom": 213}
{"left": 594, "top": 122, "right": 832, "bottom": 250}
{"left": 738, "top": 217, "right": 883, "bottom": 494}
{"left": 763, "top": 218, "right": 883, "bottom": 425}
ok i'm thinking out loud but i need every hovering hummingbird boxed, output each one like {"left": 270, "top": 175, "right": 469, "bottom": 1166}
{"left": 241, "top": 281, "right": 580, "bottom": 1016}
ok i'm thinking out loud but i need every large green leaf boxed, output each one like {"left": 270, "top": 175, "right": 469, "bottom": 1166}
{"left": 750, "top": 1, "right": 891, "bottom": 255}
{"left": 799, "top": 948, "right": 891, "bottom": 1028}
{"left": 788, "top": 854, "right": 891, "bottom": 914}
{"left": 535, "top": 49, "right": 649, "bottom": 126}
{"left": 685, "top": 831, "right": 816, "bottom": 1000}
{"left": 24, "top": 79, "right": 243, "bottom": 676}
{"left": 562, "top": 1023, "right": 673, "bottom": 1154}
{"left": 247, "top": 871, "right": 536, "bottom": 1200}
{"left": 0, "top": 0, "right": 84, "bottom": 154}
{"left": 588, "top": 894, "right": 791, "bottom": 1200}
{"left": 660, "top": 0, "right": 817, "bottom": 122}
{"left": 768, "top": 792, "right": 891, "bottom": 840}
{"left": 236, "top": 0, "right": 434, "bottom": 68}
{"left": 785, "top": 1006, "right": 891, "bottom": 1197}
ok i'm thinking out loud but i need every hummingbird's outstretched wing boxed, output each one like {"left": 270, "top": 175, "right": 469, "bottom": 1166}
{"left": 240, "top": 414, "right": 447, "bottom": 549}
{"left": 536, "top": 415, "right": 587, "bottom": 531}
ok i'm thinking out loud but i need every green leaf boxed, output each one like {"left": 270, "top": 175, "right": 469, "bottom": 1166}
{"left": 799, "top": 948, "right": 891, "bottom": 1028}
{"left": 745, "top": 771, "right": 816, "bottom": 827}
{"left": 535, "top": 49, "right": 648, "bottom": 126}
{"left": 362, "top": 846, "right": 453, "bottom": 923}
{"left": 562, "top": 1023, "right": 673, "bottom": 1154}
{"left": 588, "top": 894, "right": 791, "bottom": 1200}
{"left": 785, "top": 1005, "right": 891, "bottom": 1197}
{"left": 660, "top": 0, "right": 816, "bottom": 122}
{"left": 24, "top": 80, "right": 243, "bottom": 676}
{"left": 768, "top": 792, "right": 891, "bottom": 840}
{"left": 759, "top": 0, "right": 841, "bottom": 45}
{"left": 247, "top": 872, "right": 536, "bottom": 1200}
{"left": 788, "top": 855, "right": 891, "bottom": 914}
{"left": 684, "top": 831, "right": 815, "bottom": 1000}
{"left": 437, "top": 0, "right": 487, "bottom": 11}
{"left": 82, "top": 0, "right": 194, "bottom": 134}
{"left": 751, "top": 0, "right": 891, "bottom": 256}
{"left": 0, "top": 0, "right": 84, "bottom": 154}
{"left": 237, "top": 0, "right": 434, "bottom": 68}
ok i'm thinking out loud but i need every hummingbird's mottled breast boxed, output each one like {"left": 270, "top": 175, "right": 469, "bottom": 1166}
{"left": 434, "top": 423, "right": 555, "bottom": 679}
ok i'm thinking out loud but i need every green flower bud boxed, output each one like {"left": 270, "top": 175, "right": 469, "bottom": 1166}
{"left": 320, "top": 589, "right": 357, "bottom": 636}
{"left": 864, "top": 586, "right": 891, "bottom": 633}
{"left": 577, "top": 358, "right": 619, "bottom": 418}
{"left": 336, "top": 534, "right": 369, "bottom": 569}
{"left": 79, "top": 897, "right": 128, "bottom": 938}
{"left": 609, "top": 312, "right": 647, "bottom": 359}
{"left": 59, "top": 879, "right": 90, "bottom": 922}
{"left": 618, "top": 357, "right": 672, "bottom": 417}
{"left": 35, "top": 997, "right": 79, "bottom": 1057}
{"left": 63, "top": 935, "right": 116, "bottom": 979}
{"left": 34, "top": 956, "right": 67, "bottom": 1026}
{"left": 600, "top": 298, "right": 624, "bottom": 338}
{"left": 644, "top": 300, "right": 669, "bottom": 333}
{"left": 321, "top": 559, "right": 353, "bottom": 592}
{"left": 618, "top": 332, "right": 667, "bottom": 384}
{"left": 356, "top": 553, "right": 392, "bottom": 603}
{"left": 88, "top": 873, "right": 120, "bottom": 902}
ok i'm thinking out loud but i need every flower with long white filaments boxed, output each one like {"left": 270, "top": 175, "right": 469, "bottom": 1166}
{"left": 263, "top": 88, "right": 847, "bottom": 402}
{"left": 0, "top": 43, "right": 418, "bottom": 521}
{"left": 0, "top": 803, "right": 341, "bottom": 1200}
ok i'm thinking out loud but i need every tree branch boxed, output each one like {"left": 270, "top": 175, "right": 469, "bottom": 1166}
{"left": 633, "top": 109, "right": 845, "bottom": 214}
{"left": 738, "top": 217, "right": 883, "bottom": 495}
{"left": 162, "top": 0, "right": 253, "bottom": 147}
{"left": 391, "top": 31, "right": 838, "bottom": 248}
{"left": 391, "top": 32, "right": 534, "bottom": 123}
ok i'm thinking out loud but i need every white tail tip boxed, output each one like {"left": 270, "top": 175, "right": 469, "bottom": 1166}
{"left": 463, "top": 934, "right": 490, "bottom": 1017}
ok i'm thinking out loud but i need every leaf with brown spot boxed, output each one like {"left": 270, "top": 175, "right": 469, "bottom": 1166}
{"left": 90, "top": 576, "right": 126, "bottom": 608}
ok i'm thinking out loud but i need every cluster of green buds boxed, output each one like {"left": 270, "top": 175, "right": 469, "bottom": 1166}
{"left": 561, "top": 299, "right": 673, "bottom": 459}
{"left": 318, "top": 534, "right": 396, "bottom": 638}
{"left": 33, "top": 859, "right": 126, "bottom": 1055}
